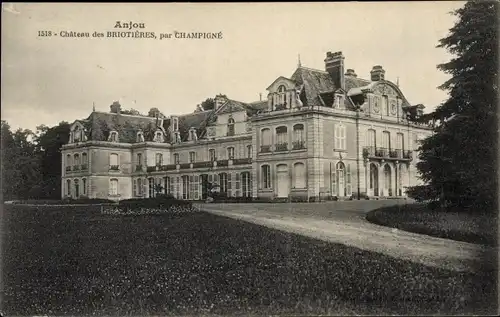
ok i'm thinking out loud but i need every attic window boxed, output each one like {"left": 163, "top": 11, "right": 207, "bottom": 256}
{"left": 109, "top": 131, "right": 119, "bottom": 142}
{"left": 172, "top": 117, "right": 179, "bottom": 131}
{"left": 136, "top": 132, "right": 145, "bottom": 143}
{"left": 189, "top": 128, "right": 198, "bottom": 141}
{"left": 334, "top": 94, "right": 344, "bottom": 109}
{"left": 154, "top": 131, "right": 163, "bottom": 143}
{"left": 174, "top": 131, "right": 181, "bottom": 144}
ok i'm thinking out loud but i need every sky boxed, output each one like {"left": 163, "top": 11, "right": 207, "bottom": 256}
{"left": 1, "top": 2, "right": 464, "bottom": 132}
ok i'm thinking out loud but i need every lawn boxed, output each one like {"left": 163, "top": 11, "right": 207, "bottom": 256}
{"left": 366, "top": 203, "right": 497, "bottom": 246}
{"left": 1, "top": 204, "right": 496, "bottom": 316}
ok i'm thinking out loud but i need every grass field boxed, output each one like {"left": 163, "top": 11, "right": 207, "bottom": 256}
{"left": 1, "top": 205, "right": 496, "bottom": 316}
{"left": 366, "top": 204, "right": 497, "bottom": 246}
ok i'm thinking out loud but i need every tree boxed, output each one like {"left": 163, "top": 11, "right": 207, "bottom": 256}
{"left": 408, "top": 1, "right": 498, "bottom": 212}
{"left": 200, "top": 98, "right": 215, "bottom": 111}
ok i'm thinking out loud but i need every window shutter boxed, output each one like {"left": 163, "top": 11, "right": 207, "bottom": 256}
{"left": 346, "top": 164, "right": 352, "bottom": 196}
{"left": 133, "top": 179, "right": 137, "bottom": 196}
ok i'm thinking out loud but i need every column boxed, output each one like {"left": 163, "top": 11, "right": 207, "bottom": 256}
{"left": 378, "top": 162, "right": 384, "bottom": 196}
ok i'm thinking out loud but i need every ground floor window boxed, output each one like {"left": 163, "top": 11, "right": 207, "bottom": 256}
{"left": 182, "top": 175, "right": 190, "bottom": 200}
{"left": 109, "top": 178, "right": 118, "bottom": 196}
{"left": 261, "top": 165, "right": 271, "bottom": 189}
{"left": 219, "top": 173, "right": 228, "bottom": 194}
{"left": 82, "top": 178, "right": 87, "bottom": 196}
{"left": 176, "top": 177, "right": 180, "bottom": 199}
{"left": 165, "top": 177, "right": 171, "bottom": 195}
{"left": 241, "top": 172, "right": 251, "bottom": 197}
{"left": 66, "top": 179, "right": 71, "bottom": 196}
{"left": 74, "top": 179, "right": 80, "bottom": 198}
{"left": 149, "top": 178, "right": 155, "bottom": 198}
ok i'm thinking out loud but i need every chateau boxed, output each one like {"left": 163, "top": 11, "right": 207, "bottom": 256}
{"left": 61, "top": 51, "right": 433, "bottom": 201}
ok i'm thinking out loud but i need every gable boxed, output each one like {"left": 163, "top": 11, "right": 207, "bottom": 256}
{"left": 266, "top": 76, "right": 297, "bottom": 91}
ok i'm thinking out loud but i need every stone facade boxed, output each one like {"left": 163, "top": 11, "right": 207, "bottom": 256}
{"left": 61, "top": 51, "right": 433, "bottom": 201}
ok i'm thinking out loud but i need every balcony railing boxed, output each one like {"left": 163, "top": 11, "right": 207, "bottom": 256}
{"left": 233, "top": 158, "right": 252, "bottom": 165}
{"left": 179, "top": 163, "right": 191, "bottom": 169}
{"left": 73, "top": 165, "right": 80, "bottom": 171}
{"left": 65, "top": 166, "right": 71, "bottom": 172}
{"left": 260, "top": 145, "right": 271, "bottom": 153}
{"left": 292, "top": 140, "right": 306, "bottom": 150}
{"left": 192, "top": 161, "right": 213, "bottom": 168}
{"left": 363, "top": 147, "right": 412, "bottom": 161}
{"left": 135, "top": 165, "right": 143, "bottom": 172}
{"left": 109, "top": 165, "right": 119, "bottom": 171}
{"left": 81, "top": 164, "right": 88, "bottom": 170}
{"left": 275, "top": 142, "right": 288, "bottom": 152}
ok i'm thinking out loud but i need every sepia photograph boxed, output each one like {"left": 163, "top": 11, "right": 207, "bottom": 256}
{"left": 1, "top": 2, "right": 498, "bottom": 316}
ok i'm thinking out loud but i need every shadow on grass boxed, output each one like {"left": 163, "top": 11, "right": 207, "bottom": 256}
{"left": 1, "top": 205, "right": 497, "bottom": 316}
{"left": 366, "top": 203, "right": 497, "bottom": 246}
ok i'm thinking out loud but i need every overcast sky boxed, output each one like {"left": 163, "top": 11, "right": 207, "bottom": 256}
{"left": 2, "top": 2, "right": 464, "bottom": 132}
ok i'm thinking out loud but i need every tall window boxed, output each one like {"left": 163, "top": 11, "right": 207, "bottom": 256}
{"left": 74, "top": 154, "right": 80, "bottom": 169}
{"left": 137, "top": 153, "right": 142, "bottom": 166}
{"left": 261, "top": 128, "right": 272, "bottom": 152}
{"left": 182, "top": 175, "right": 190, "bottom": 200}
{"left": 149, "top": 178, "right": 155, "bottom": 198}
{"left": 293, "top": 124, "right": 305, "bottom": 149}
{"left": 109, "top": 153, "right": 119, "bottom": 169}
{"left": 261, "top": 165, "right": 271, "bottom": 189}
{"left": 227, "top": 118, "right": 235, "bottom": 136}
{"left": 246, "top": 145, "right": 252, "bottom": 159}
{"left": 74, "top": 179, "right": 80, "bottom": 197}
{"left": 189, "top": 151, "right": 196, "bottom": 163}
{"left": 276, "top": 126, "right": 288, "bottom": 150}
{"left": 209, "top": 149, "right": 216, "bottom": 161}
{"left": 241, "top": 172, "right": 251, "bottom": 197}
{"left": 227, "top": 147, "right": 235, "bottom": 159}
{"left": 109, "top": 178, "right": 118, "bottom": 196}
{"left": 82, "top": 178, "right": 87, "bottom": 196}
{"left": 81, "top": 153, "right": 88, "bottom": 168}
{"left": 227, "top": 173, "right": 233, "bottom": 197}
{"left": 381, "top": 95, "right": 389, "bottom": 115}
{"left": 397, "top": 133, "right": 404, "bottom": 150}
{"left": 335, "top": 124, "right": 346, "bottom": 150}
{"left": 174, "top": 153, "right": 179, "bottom": 164}
{"left": 277, "top": 85, "right": 286, "bottom": 107}
{"left": 293, "top": 162, "right": 306, "bottom": 188}
{"left": 66, "top": 179, "right": 71, "bottom": 196}
{"left": 219, "top": 173, "right": 228, "bottom": 193}
{"left": 367, "top": 129, "right": 376, "bottom": 148}
{"left": 382, "top": 131, "right": 391, "bottom": 149}
{"left": 135, "top": 178, "right": 144, "bottom": 196}
{"left": 165, "top": 177, "right": 171, "bottom": 195}
{"left": 66, "top": 154, "right": 72, "bottom": 167}
{"left": 155, "top": 153, "right": 163, "bottom": 166}
{"left": 336, "top": 162, "right": 345, "bottom": 196}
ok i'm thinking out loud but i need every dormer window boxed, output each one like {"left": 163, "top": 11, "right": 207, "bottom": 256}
{"left": 136, "top": 131, "right": 145, "bottom": 143}
{"left": 227, "top": 118, "right": 235, "bottom": 136}
{"left": 109, "top": 131, "right": 118, "bottom": 142}
{"left": 189, "top": 128, "right": 198, "bottom": 141}
{"left": 154, "top": 131, "right": 163, "bottom": 143}
{"left": 334, "top": 94, "right": 344, "bottom": 109}
{"left": 174, "top": 131, "right": 181, "bottom": 144}
{"left": 274, "top": 85, "right": 287, "bottom": 110}
{"left": 172, "top": 117, "right": 179, "bottom": 132}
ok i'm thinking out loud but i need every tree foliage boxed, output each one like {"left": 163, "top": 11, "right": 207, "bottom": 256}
{"left": 200, "top": 98, "right": 215, "bottom": 111}
{"left": 408, "top": 1, "right": 498, "bottom": 212}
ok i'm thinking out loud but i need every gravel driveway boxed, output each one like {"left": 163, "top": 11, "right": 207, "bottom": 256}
{"left": 196, "top": 200, "right": 496, "bottom": 273}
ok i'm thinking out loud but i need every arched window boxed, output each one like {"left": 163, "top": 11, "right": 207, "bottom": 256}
{"left": 227, "top": 118, "right": 235, "bottom": 136}
{"left": 66, "top": 154, "right": 72, "bottom": 169}
{"left": 109, "top": 153, "right": 119, "bottom": 170}
{"left": 219, "top": 173, "right": 228, "bottom": 193}
{"left": 189, "top": 151, "right": 196, "bottom": 163}
{"left": 277, "top": 85, "right": 286, "bottom": 107}
{"left": 260, "top": 128, "right": 271, "bottom": 153}
{"left": 293, "top": 124, "right": 305, "bottom": 149}
{"left": 108, "top": 179, "right": 118, "bottom": 196}
{"left": 293, "top": 162, "right": 306, "bottom": 188}
{"left": 154, "top": 131, "right": 163, "bottom": 142}
{"left": 227, "top": 147, "right": 235, "bottom": 160}
{"left": 261, "top": 165, "right": 271, "bottom": 189}
{"left": 74, "top": 154, "right": 80, "bottom": 170}
{"left": 334, "top": 124, "right": 346, "bottom": 150}
{"left": 275, "top": 126, "right": 288, "bottom": 151}
{"left": 174, "top": 153, "right": 180, "bottom": 164}
{"left": 109, "top": 131, "right": 118, "bottom": 142}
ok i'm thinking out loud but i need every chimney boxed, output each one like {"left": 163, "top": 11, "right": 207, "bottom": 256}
{"left": 214, "top": 94, "right": 227, "bottom": 110}
{"left": 345, "top": 69, "right": 357, "bottom": 78}
{"left": 325, "top": 51, "right": 345, "bottom": 90}
{"left": 370, "top": 65, "right": 385, "bottom": 81}
{"left": 110, "top": 101, "right": 121, "bottom": 114}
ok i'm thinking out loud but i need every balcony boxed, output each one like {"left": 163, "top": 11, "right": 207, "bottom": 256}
{"left": 81, "top": 164, "right": 88, "bottom": 170}
{"left": 363, "top": 147, "right": 412, "bottom": 161}
{"left": 233, "top": 158, "right": 252, "bottom": 165}
{"left": 65, "top": 166, "right": 71, "bottom": 172}
{"left": 275, "top": 142, "right": 288, "bottom": 152}
{"left": 216, "top": 159, "right": 229, "bottom": 167}
{"left": 192, "top": 161, "right": 213, "bottom": 168}
{"left": 73, "top": 165, "right": 80, "bottom": 171}
{"left": 260, "top": 145, "right": 271, "bottom": 153}
{"left": 292, "top": 140, "right": 306, "bottom": 150}
{"left": 109, "top": 165, "right": 119, "bottom": 171}
{"left": 179, "top": 163, "right": 191, "bottom": 169}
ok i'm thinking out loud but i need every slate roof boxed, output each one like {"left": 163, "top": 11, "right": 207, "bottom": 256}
{"left": 290, "top": 67, "right": 336, "bottom": 108}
